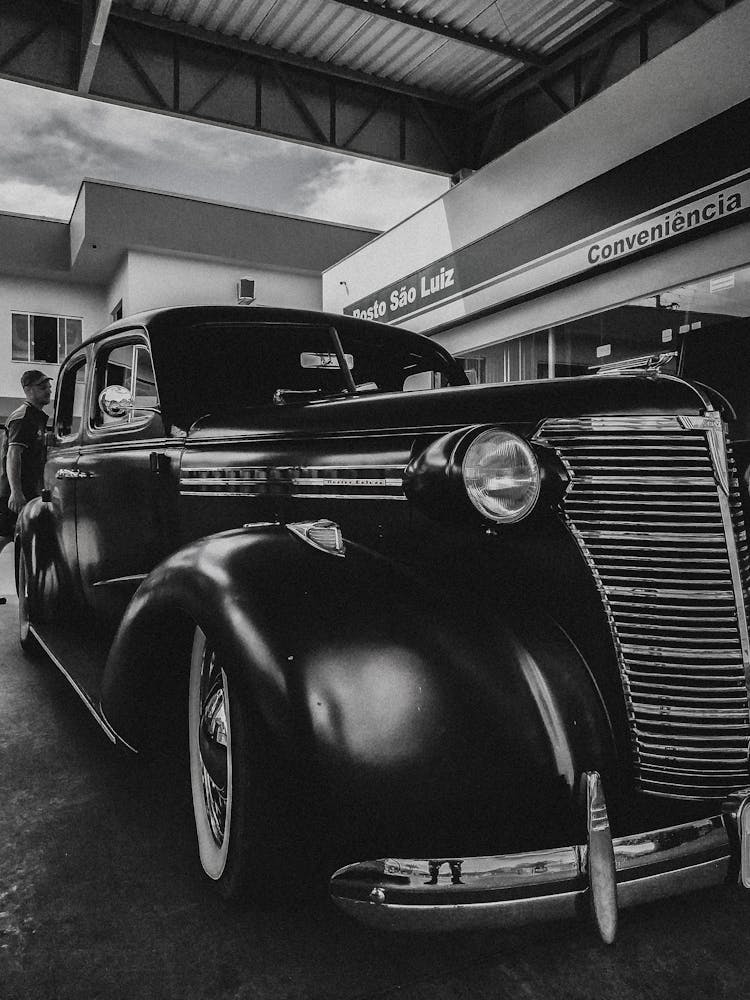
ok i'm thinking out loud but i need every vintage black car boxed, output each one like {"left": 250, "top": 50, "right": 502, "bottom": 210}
{"left": 16, "top": 305, "right": 750, "bottom": 943}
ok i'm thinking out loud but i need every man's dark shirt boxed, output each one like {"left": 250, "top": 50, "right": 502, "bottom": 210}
{"left": 0, "top": 401, "right": 48, "bottom": 501}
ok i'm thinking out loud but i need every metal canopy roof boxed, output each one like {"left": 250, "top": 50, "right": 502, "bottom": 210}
{"left": 0, "top": 1, "right": 738, "bottom": 173}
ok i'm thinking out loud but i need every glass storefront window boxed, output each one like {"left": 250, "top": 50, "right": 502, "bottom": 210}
{"left": 458, "top": 262, "right": 750, "bottom": 383}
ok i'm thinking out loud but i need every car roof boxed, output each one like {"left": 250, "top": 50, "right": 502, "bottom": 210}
{"left": 77, "top": 304, "right": 443, "bottom": 354}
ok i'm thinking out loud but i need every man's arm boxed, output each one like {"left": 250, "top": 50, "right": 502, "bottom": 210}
{"left": 7, "top": 444, "right": 26, "bottom": 512}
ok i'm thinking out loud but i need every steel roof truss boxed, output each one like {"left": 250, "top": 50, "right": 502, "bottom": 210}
{"left": 184, "top": 54, "right": 245, "bottom": 117}
{"left": 478, "top": 105, "right": 507, "bottom": 166}
{"left": 270, "top": 61, "right": 330, "bottom": 147}
{"left": 581, "top": 36, "right": 619, "bottom": 103}
{"left": 537, "top": 80, "right": 570, "bottom": 116}
{"left": 108, "top": 21, "right": 169, "bottom": 108}
{"left": 409, "top": 97, "right": 461, "bottom": 175}
{"left": 337, "top": 94, "right": 390, "bottom": 151}
{"left": 0, "top": 19, "right": 49, "bottom": 72}
{"left": 475, "top": 0, "right": 679, "bottom": 118}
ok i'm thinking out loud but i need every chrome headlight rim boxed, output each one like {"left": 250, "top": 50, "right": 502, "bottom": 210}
{"left": 460, "top": 428, "right": 541, "bottom": 524}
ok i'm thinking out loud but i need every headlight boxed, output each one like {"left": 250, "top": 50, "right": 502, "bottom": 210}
{"left": 404, "top": 424, "right": 564, "bottom": 526}
{"left": 462, "top": 429, "right": 540, "bottom": 523}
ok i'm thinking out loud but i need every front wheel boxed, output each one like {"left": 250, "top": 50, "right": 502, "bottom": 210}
{"left": 188, "top": 627, "right": 289, "bottom": 900}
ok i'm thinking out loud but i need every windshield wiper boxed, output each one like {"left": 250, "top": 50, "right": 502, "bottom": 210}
{"left": 329, "top": 326, "right": 357, "bottom": 395}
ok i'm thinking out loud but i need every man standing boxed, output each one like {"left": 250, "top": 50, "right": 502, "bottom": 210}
{"left": 0, "top": 370, "right": 52, "bottom": 545}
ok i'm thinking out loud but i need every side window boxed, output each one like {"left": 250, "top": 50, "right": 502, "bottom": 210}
{"left": 55, "top": 357, "right": 88, "bottom": 440}
{"left": 92, "top": 340, "right": 161, "bottom": 431}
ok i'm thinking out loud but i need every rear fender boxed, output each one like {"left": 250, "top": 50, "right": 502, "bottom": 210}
{"left": 15, "top": 497, "right": 71, "bottom": 620}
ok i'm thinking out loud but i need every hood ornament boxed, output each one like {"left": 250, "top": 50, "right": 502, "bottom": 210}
{"left": 588, "top": 351, "right": 677, "bottom": 376}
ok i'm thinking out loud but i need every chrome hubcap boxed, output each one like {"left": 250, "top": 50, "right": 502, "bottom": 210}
{"left": 198, "top": 649, "right": 230, "bottom": 847}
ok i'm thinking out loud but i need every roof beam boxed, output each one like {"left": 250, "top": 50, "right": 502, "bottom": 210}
{"left": 328, "top": 0, "right": 546, "bottom": 67}
{"left": 79, "top": 0, "right": 112, "bottom": 93}
{"left": 475, "top": 0, "right": 678, "bottom": 118}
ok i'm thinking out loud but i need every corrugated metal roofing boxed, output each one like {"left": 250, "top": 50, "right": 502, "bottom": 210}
{"left": 120, "top": 0, "right": 622, "bottom": 103}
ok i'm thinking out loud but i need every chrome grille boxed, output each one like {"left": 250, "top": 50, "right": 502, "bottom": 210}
{"left": 535, "top": 414, "right": 750, "bottom": 801}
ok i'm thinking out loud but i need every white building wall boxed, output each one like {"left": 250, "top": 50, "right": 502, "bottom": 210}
{"left": 121, "top": 251, "right": 322, "bottom": 314}
{"left": 0, "top": 275, "right": 106, "bottom": 413}
{"left": 107, "top": 255, "right": 129, "bottom": 320}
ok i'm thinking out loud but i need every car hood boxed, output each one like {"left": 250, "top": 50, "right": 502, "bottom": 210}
{"left": 186, "top": 372, "right": 713, "bottom": 442}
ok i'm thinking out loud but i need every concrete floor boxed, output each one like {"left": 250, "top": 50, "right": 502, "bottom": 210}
{"left": 3, "top": 544, "right": 750, "bottom": 1000}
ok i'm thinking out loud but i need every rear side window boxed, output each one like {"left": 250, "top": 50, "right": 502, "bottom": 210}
{"left": 55, "top": 356, "right": 88, "bottom": 441}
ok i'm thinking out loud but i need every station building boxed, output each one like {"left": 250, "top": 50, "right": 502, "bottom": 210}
{"left": 322, "top": 4, "right": 750, "bottom": 383}
{"left": 0, "top": 179, "right": 377, "bottom": 421}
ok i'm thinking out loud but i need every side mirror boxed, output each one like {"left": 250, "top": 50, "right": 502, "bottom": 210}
{"left": 99, "top": 384, "right": 133, "bottom": 419}
{"left": 98, "top": 385, "right": 161, "bottom": 420}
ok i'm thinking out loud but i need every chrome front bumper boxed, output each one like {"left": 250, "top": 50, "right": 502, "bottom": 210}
{"left": 329, "top": 775, "right": 750, "bottom": 942}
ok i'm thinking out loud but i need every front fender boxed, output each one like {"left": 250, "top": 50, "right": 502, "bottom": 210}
{"left": 102, "top": 524, "right": 617, "bottom": 856}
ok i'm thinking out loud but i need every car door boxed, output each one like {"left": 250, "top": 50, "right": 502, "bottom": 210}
{"left": 75, "top": 330, "right": 178, "bottom": 629}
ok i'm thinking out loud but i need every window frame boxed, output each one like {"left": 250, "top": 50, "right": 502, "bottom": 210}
{"left": 11, "top": 310, "right": 84, "bottom": 365}
{"left": 53, "top": 349, "right": 89, "bottom": 444}
{"left": 88, "top": 331, "right": 163, "bottom": 440}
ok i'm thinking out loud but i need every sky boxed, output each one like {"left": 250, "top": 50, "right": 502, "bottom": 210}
{"left": 0, "top": 77, "right": 449, "bottom": 232}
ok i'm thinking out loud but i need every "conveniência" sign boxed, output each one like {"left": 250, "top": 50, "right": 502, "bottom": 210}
{"left": 345, "top": 169, "right": 749, "bottom": 326}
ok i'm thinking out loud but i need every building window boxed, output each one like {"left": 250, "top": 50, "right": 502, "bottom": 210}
{"left": 461, "top": 357, "right": 486, "bottom": 384}
{"left": 458, "top": 261, "right": 750, "bottom": 384}
{"left": 111, "top": 300, "right": 123, "bottom": 321}
{"left": 11, "top": 312, "right": 83, "bottom": 364}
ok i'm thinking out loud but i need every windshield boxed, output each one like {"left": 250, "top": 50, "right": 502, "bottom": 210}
{"left": 153, "top": 320, "right": 467, "bottom": 430}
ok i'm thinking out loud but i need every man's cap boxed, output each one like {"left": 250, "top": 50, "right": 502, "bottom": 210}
{"left": 21, "top": 370, "right": 52, "bottom": 388}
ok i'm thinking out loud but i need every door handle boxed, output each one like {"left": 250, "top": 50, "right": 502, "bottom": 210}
{"left": 55, "top": 469, "right": 92, "bottom": 479}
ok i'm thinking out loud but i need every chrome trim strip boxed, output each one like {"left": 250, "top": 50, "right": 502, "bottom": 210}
{"left": 29, "top": 625, "right": 117, "bottom": 745}
{"left": 92, "top": 574, "right": 148, "bottom": 588}
{"left": 706, "top": 411, "right": 750, "bottom": 697}
{"left": 180, "top": 490, "right": 407, "bottom": 501}
{"left": 287, "top": 493, "right": 406, "bottom": 501}
{"left": 581, "top": 531, "right": 726, "bottom": 541}
{"left": 572, "top": 476, "right": 715, "bottom": 485}
{"left": 290, "top": 477, "right": 403, "bottom": 487}
{"left": 606, "top": 587, "right": 735, "bottom": 598}
{"left": 180, "top": 463, "right": 407, "bottom": 500}
{"left": 99, "top": 704, "right": 140, "bottom": 754}
{"left": 181, "top": 476, "right": 403, "bottom": 488}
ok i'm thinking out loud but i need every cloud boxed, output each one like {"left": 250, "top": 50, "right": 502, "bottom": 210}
{"left": 296, "top": 158, "right": 449, "bottom": 229}
{"left": 0, "top": 78, "right": 447, "bottom": 229}
{"left": 0, "top": 179, "right": 73, "bottom": 220}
